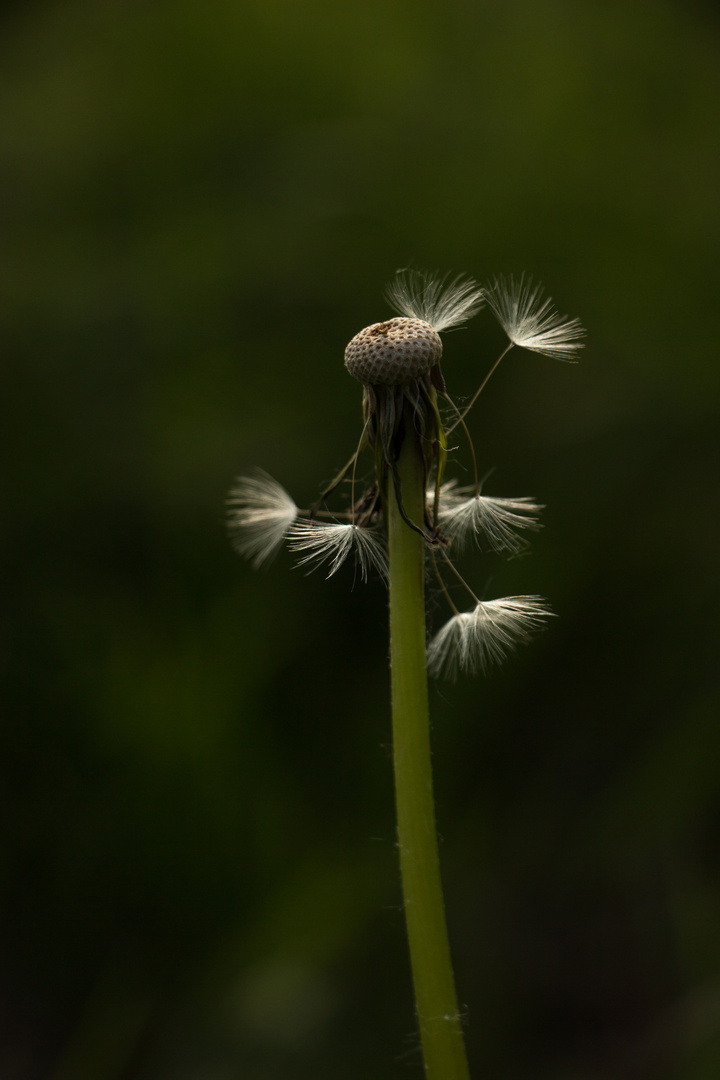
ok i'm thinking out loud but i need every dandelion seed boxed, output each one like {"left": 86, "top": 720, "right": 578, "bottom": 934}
{"left": 485, "top": 274, "right": 585, "bottom": 360}
{"left": 386, "top": 269, "right": 484, "bottom": 333}
{"left": 439, "top": 490, "right": 543, "bottom": 554}
{"left": 427, "top": 596, "right": 554, "bottom": 679}
{"left": 227, "top": 471, "right": 298, "bottom": 568}
{"left": 288, "top": 521, "right": 389, "bottom": 582}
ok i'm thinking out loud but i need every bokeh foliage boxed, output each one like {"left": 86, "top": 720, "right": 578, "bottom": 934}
{"left": 2, "top": 0, "right": 720, "bottom": 1077}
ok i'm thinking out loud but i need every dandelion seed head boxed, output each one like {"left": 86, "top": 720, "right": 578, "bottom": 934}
{"left": 345, "top": 270, "right": 484, "bottom": 387}
{"left": 231, "top": 271, "right": 576, "bottom": 677}
{"left": 227, "top": 470, "right": 298, "bottom": 568}
{"left": 344, "top": 317, "right": 442, "bottom": 386}
{"left": 386, "top": 270, "right": 484, "bottom": 332}
{"left": 485, "top": 274, "right": 585, "bottom": 360}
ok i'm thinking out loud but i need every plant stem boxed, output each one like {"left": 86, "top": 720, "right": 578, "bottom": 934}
{"left": 387, "top": 429, "right": 471, "bottom": 1080}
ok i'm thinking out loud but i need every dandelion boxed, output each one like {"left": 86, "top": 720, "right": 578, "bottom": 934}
{"left": 427, "top": 596, "right": 555, "bottom": 680}
{"left": 228, "top": 268, "right": 583, "bottom": 1080}
{"left": 227, "top": 470, "right": 297, "bottom": 567}
{"left": 485, "top": 274, "right": 585, "bottom": 359}
{"left": 287, "top": 521, "right": 388, "bottom": 582}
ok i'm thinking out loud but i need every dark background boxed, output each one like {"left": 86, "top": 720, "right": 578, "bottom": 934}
{"left": 3, "top": 1, "right": 720, "bottom": 1077}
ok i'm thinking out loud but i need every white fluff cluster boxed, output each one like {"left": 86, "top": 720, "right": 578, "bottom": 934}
{"left": 385, "top": 270, "right": 484, "bottom": 333}
{"left": 228, "top": 471, "right": 388, "bottom": 582}
{"left": 438, "top": 488, "right": 543, "bottom": 555}
{"left": 227, "top": 471, "right": 298, "bottom": 568}
{"left": 484, "top": 275, "right": 585, "bottom": 360}
{"left": 287, "top": 521, "right": 388, "bottom": 582}
{"left": 427, "top": 597, "right": 554, "bottom": 679}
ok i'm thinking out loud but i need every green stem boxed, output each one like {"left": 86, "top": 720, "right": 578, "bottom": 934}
{"left": 387, "top": 430, "right": 471, "bottom": 1080}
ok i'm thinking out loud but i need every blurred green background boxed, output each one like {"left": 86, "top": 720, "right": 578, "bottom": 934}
{"left": 3, "top": 0, "right": 719, "bottom": 1077}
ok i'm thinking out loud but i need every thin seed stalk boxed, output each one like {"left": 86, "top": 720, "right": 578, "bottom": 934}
{"left": 387, "top": 428, "right": 471, "bottom": 1080}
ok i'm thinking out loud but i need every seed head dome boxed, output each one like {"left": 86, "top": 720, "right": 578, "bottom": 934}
{"left": 344, "top": 317, "right": 443, "bottom": 386}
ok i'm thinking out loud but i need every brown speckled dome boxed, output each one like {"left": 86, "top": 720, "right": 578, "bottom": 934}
{"left": 344, "top": 317, "right": 442, "bottom": 386}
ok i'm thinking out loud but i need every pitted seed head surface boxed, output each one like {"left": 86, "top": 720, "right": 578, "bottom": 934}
{"left": 344, "top": 317, "right": 442, "bottom": 386}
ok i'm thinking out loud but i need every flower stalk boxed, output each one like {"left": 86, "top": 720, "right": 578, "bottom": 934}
{"left": 387, "top": 416, "right": 470, "bottom": 1080}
